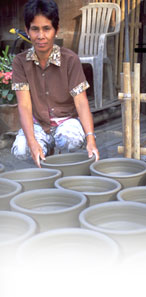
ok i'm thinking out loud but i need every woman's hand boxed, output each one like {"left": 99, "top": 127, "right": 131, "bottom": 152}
{"left": 29, "top": 139, "right": 45, "bottom": 167}
{"left": 86, "top": 138, "right": 99, "bottom": 161}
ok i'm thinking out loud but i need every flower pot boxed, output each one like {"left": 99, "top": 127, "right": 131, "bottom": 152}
{"left": 0, "top": 178, "right": 22, "bottom": 210}
{"left": 90, "top": 158, "right": 146, "bottom": 188}
{"left": 0, "top": 168, "right": 62, "bottom": 191}
{"left": 117, "top": 186, "right": 146, "bottom": 204}
{"left": 0, "top": 104, "right": 20, "bottom": 132}
{"left": 17, "top": 228, "right": 119, "bottom": 270}
{"left": 10, "top": 189, "right": 87, "bottom": 232}
{"left": 0, "top": 210, "right": 37, "bottom": 265}
{"left": 55, "top": 175, "right": 121, "bottom": 206}
{"left": 0, "top": 163, "right": 5, "bottom": 173}
{"left": 79, "top": 201, "right": 146, "bottom": 257}
{"left": 41, "top": 152, "right": 96, "bottom": 176}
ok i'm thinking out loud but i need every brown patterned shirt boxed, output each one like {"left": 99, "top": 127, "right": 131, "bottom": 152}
{"left": 12, "top": 45, "right": 89, "bottom": 132}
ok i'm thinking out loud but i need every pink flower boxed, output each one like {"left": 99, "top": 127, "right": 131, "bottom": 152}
{"left": 0, "top": 71, "right": 4, "bottom": 79}
{"left": 2, "top": 78, "right": 9, "bottom": 84}
{"left": 3, "top": 71, "right": 12, "bottom": 81}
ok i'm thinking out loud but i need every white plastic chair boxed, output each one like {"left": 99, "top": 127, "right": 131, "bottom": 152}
{"left": 78, "top": 2, "right": 121, "bottom": 109}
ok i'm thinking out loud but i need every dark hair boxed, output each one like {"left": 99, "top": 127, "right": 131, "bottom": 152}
{"left": 24, "top": 0, "right": 59, "bottom": 31}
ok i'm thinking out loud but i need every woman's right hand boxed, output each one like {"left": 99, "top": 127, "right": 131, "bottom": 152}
{"left": 29, "top": 139, "right": 46, "bottom": 167}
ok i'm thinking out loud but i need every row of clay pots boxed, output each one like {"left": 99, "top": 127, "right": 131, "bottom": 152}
{"left": 41, "top": 154, "right": 146, "bottom": 188}
{"left": 1, "top": 179, "right": 146, "bottom": 263}
{"left": 0, "top": 153, "right": 146, "bottom": 267}
{"left": 1, "top": 173, "right": 146, "bottom": 212}
{"left": 2, "top": 198, "right": 146, "bottom": 267}
{"left": 0, "top": 154, "right": 146, "bottom": 212}
{"left": 1, "top": 155, "right": 146, "bottom": 191}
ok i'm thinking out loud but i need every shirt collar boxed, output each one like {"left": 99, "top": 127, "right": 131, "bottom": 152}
{"left": 26, "top": 44, "right": 61, "bottom": 67}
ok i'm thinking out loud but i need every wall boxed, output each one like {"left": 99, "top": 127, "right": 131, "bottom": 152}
{"left": 55, "top": 0, "right": 89, "bottom": 51}
{"left": 0, "top": 0, "right": 26, "bottom": 53}
{"left": 0, "top": 0, "right": 88, "bottom": 53}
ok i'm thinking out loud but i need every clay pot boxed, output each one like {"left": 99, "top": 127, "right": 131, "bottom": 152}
{"left": 10, "top": 189, "right": 87, "bottom": 232}
{"left": 117, "top": 186, "right": 146, "bottom": 203}
{"left": 0, "top": 210, "right": 37, "bottom": 265}
{"left": 0, "top": 168, "right": 62, "bottom": 191}
{"left": 0, "top": 103, "right": 20, "bottom": 133}
{"left": 17, "top": 228, "right": 119, "bottom": 270}
{"left": 55, "top": 175, "right": 121, "bottom": 206}
{"left": 79, "top": 201, "right": 146, "bottom": 257}
{"left": 40, "top": 152, "right": 96, "bottom": 176}
{"left": 90, "top": 158, "right": 146, "bottom": 188}
{"left": 0, "top": 163, "right": 5, "bottom": 173}
{"left": 0, "top": 178, "right": 22, "bottom": 210}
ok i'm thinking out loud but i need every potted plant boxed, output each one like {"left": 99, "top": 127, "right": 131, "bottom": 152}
{"left": 0, "top": 45, "right": 20, "bottom": 132}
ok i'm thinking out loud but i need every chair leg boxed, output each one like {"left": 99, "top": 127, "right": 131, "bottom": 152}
{"left": 92, "top": 58, "right": 103, "bottom": 109}
{"left": 106, "top": 61, "right": 114, "bottom": 101}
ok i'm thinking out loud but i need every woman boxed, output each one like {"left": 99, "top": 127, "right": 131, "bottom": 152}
{"left": 12, "top": 0, "right": 99, "bottom": 167}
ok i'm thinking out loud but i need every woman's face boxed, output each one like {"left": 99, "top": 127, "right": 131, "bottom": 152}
{"left": 27, "top": 14, "right": 57, "bottom": 56}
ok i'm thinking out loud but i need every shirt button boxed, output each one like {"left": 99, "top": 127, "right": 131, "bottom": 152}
{"left": 46, "top": 91, "right": 49, "bottom": 95}
{"left": 42, "top": 73, "right": 45, "bottom": 77}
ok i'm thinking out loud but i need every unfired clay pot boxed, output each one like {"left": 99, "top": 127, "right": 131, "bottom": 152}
{"left": 17, "top": 228, "right": 119, "bottom": 269}
{"left": 90, "top": 158, "right": 146, "bottom": 188}
{"left": 0, "top": 210, "right": 37, "bottom": 265}
{"left": 117, "top": 186, "right": 146, "bottom": 203}
{"left": 55, "top": 175, "right": 121, "bottom": 206}
{"left": 41, "top": 152, "right": 96, "bottom": 176}
{"left": 79, "top": 201, "right": 146, "bottom": 257}
{"left": 0, "top": 163, "right": 5, "bottom": 173}
{"left": 0, "top": 168, "right": 62, "bottom": 191}
{"left": 10, "top": 189, "right": 87, "bottom": 232}
{"left": 0, "top": 178, "right": 22, "bottom": 210}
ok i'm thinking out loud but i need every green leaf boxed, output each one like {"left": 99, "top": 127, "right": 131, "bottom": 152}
{"left": 7, "top": 93, "right": 14, "bottom": 101}
{"left": 2, "top": 45, "right": 9, "bottom": 59}
{"left": 2, "top": 89, "right": 9, "bottom": 97}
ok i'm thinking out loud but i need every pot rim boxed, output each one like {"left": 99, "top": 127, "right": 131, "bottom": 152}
{"left": 117, "top": 186, "right": 146, "bottom": 202}
{"left": 0, "top": 178, "right": 22, "bottom": 199}
{"left": 0, "top": 210, "right": 37, "bottom": 247}
{"left": 10, "top": 188, "right": 87, "bottom": 215}
{"left": 90, "top": 158, "right": 146, "bottom": 178}
{"left": 41, "top": 152, "right": 96, "bottom": 167}
{"left": 0, "top": 168, "right": 62, "bottom": 183}
{"left": 79, "top": 201, "right": 146, "bottom": 235}
{"left": 17, "top": 227, "right": 119, "bottom": 253}
{"left": 55, "top": 175, "right": 122, "bottom": 195}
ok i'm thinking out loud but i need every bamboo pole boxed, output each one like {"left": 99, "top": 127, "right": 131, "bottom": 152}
{"left": 133, "top": 63, "right": 140, "bottom": 159}
{"left": 118, "top": 0, "right": 125, "bottom": 86}
{"left": 125, "top": 0, "right": 130, "bottom": 62}
{"left": 118, "top": 93, "right": 146, "bottom": 102}
{"left": 118, "top": 146, "right": 146, "bottom": 155}
{"left": 134, "top": 0, "right": 141, "bottom": 63}
{"left": 114, "top": 0, "right": 120, "bottom": 87}
{"left": 122, "top": 62, "right": 132, "bottom": 158}
{"left": 129, "top": 0, "right": 136, "bottom": 71}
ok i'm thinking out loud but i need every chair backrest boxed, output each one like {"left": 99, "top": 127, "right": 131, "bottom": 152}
{"left": 78, "top": 2, "right": 121, "bottom": 56}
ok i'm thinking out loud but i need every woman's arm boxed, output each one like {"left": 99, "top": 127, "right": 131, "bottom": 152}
{"left": 74, "top": 91, "right": 99, "bottom": 161}
{"left": 16, "top": 90, "right": 45, "bottom": 167}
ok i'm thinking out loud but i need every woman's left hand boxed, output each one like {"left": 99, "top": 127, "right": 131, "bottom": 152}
{"left": 86, "top": 142, "right": 99, "bottom": 161}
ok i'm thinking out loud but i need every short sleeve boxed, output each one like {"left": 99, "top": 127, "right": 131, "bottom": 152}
{"left": 67, "top": 53, "right": 90, "bottom": 97}
{"left": 12, "top": 55, "right": 29, "bottom": 91}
